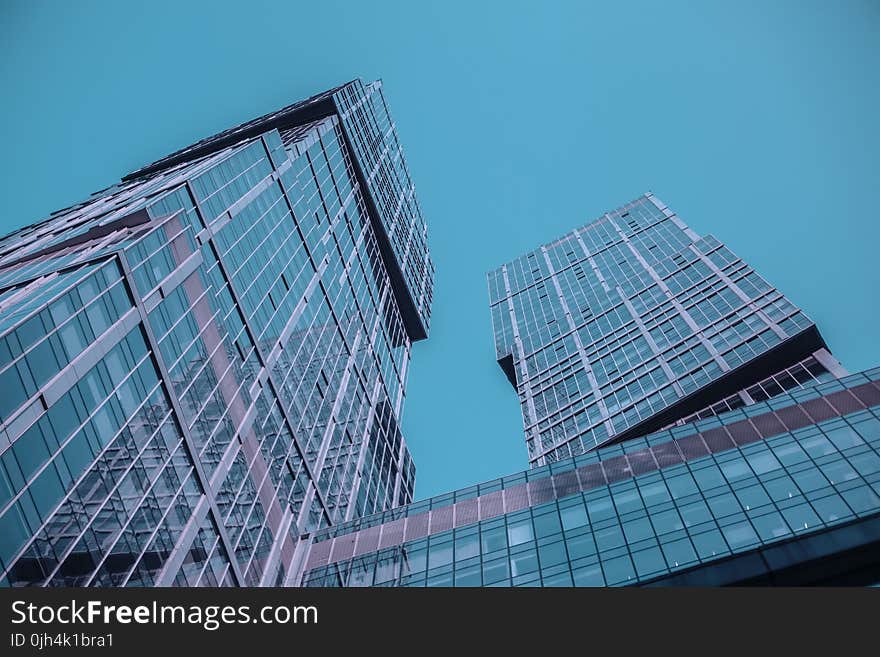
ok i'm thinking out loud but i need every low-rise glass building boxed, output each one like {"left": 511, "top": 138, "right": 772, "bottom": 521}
{"left": 302, "top": 368, "right": 880, "bottom": 586}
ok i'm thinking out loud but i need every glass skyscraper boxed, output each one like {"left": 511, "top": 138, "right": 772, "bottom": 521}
{"left": 0, "top": 79, "right": 433, "bottom": 587}
{"left": 300, "top": 195, "right": 880, "bottom": 587}
{"left": 488, "top": 193, "right": 846, "bottom": 466}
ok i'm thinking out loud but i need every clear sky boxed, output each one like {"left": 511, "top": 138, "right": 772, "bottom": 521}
{"left": 1, "top": 1, "right": 878, "bottom": 499}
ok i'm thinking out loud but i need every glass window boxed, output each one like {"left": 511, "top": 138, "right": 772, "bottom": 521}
{"left": 840, "top": 485, "right": 880, "bottom": 514}
{"left": 801, "top": 434, "right": 836, "bottom": 458}
{"left": 560, "top": 503, "right": 588, "bottom": 530}
{"left": 572, "top": 563, "right": 605, "bottom": 586}
{"left": 595, "top": 524, "right": 625, "bottom": 551}
{"left": 750, "top": 511, "right": 791, "bottom": 540}
{"left": 347, "top": 559, "right": 373, "bottom": 587}
{"left": 13, "top": 424, "right": 51, "bottom": 482}
{"left": 679, "top": 500, "right": 712, "bottom": 527}
{"left": 651, "top": 508, "right": 685, "bottom": 534}
{"left": 454, "top": 565, "right": 481, "bottom": 587}
{"left": 538, "top": 541, "right": 568, "bottom": 568}
{"left": 480, "top": 526, "right": 508, "bottom": 554}
{"left": 720, "top": 521, "right": 759, "bottom": 549}
{"left": 850, "top": 451, "right": 880, "bottom": 477}
{"left": 790, "top": 468, "right": 829, "bottom": 493}
{"left": 638, "top": 479, "right": 672, "bottom": 507}
{"left": 427, "top": 572, "right": 453, "bottom": 587}
{"left": 745, "top": 450, "right": 782, "bottom": 475}
{"left": 632, "top": 546, "right": 666, "bottom": 578}
{"left": 810, "top": 494, "right": 853, "bottom": 524}
{"left": 772, "top": 440, "right": 810, "bottom": 466}
{"left": 402, "top": 545, "right": 427, "bottom": 573}
{"left": 612, "top": 487, "right": 643, "bottom": 514}
{"left": 762, "top": 475, "right": 800, "bottom": 502}
{"left": 824, "top": 426, "right": 864, "bottom": 451}
{"left": 533, "top": 510, "right": 562, "bottom": 538}
{"left": 454, "top": 532, "right": 479, "bottom": 561}
{"left": 0, "top": 458, "right": 16, "bottom": 510}
{"left": 665, "top": 472, "right": 699, "bottom": 499}
{"left": 26, "top": 340, "right": 60, "bottom": 387}
{"left": 507, "top": 518, "right": 534, "bottom": 547}
{"left": 28, "top": 463, "right": 64, "bottom": 520}
{"left": 706, "top": 492, "right": 742, "bottom": 519}
{"left": 374, "top": 555, "right": 399, "bottom": 584}
{"left": 691, "top": 529, "right": 729, "bottom": 559}
{"left": 510, "top": 549, "right": 538, "bottom": 577}
{"left": 780, "top": 503, "right": 821, "bottom": 532}
{"left": 692, "top": 464, "right": 726, "bottom": 490}
{"left": 482, "top": 557, "right": 510, "bottom": 585}
{"left": 660, "top": 537, "right": 698, "bottom": 568}
{"left": 542, "top": 571, "right": 573, "bottom": 586}
{"left": 601, "top": 554, "right": 636, "bottom": 585}
{"left": 852, "top": 418, "right": 880, "bottom": 443}
{"left": 734, "top": 484, "right": 771, "bottom": 511}
{"left": 719, "top": 458, "right": 751, "bottom": 483}
{"left": 820, "top": 460, "right": 859, "bottom": 486}
{"left": 0, "top": 502, "right": 32, "bottom": 568}
{"left": 586, "top": 495, "right": 617, "bottom": 522}
{"left": 622, "top": 517, "right": 655, "bottom": 543}
{"left": 0, "top": 367, "right": 27, "bottom": 422}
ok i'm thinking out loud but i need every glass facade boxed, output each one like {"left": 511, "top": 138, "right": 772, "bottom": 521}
{"left": 0, "top": 80, "right": 432, "bottom": 587}
{"left": 488, "top": 193, "right": 845, "bottom": 466}
{"left": 302, "top": 368, "right": 880, "bottom": 586}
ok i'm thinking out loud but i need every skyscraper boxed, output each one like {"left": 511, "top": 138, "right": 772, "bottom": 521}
{"left": 299, "top": 194, "right": 880, "bottom": 587}
{"left": 488, "top": 193, "right": 846, "bottom": 465}
{"left": 0, "top": 79, "right": 433, "bottom": 587}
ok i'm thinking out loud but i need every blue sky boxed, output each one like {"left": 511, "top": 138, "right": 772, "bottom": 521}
{"left": 1, "top": 1, "right": 878, "bottom": 499}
